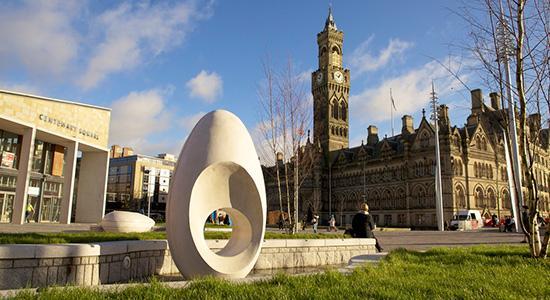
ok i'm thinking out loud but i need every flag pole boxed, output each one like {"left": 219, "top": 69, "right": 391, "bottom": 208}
{"left": 390, "top": 89, "right": 394, "bottom": 136}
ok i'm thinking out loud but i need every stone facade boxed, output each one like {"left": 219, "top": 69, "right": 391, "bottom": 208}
{"left": 0, "top": 239, "right": 375, "bottom": 290}
{"left": 0, "top": 90, "right": 110, "bottom": 149}
{"left": 263, "top": 11, "right": 550, "bottom": 228}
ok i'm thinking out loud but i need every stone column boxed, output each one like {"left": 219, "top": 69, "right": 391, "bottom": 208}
{"left": 12, "top": 127, "right": 36, "bottom": 224}
{"left": 75, "top": 150, "right": 109, "bottom": 223}
{"left": 59, "top": 141, "right": 78, "bottom": 224}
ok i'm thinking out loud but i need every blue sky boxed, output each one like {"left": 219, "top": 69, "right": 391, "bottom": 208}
{"left": 0, "top": 0, "right": 482, "bottom": 157}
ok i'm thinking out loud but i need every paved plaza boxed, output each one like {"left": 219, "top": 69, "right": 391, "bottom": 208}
{"left": 373, "top": 229, "right": 525, "bottom": 251}
{"left": 269, "top": 227, "right": 526, "bottom": 251}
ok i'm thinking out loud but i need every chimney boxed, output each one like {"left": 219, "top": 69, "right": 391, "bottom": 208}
{"left": 110, "top": 145, "right": 122, "bottom": 158}
{"left": 367, "top": 125, "right": 379, "bottom": 145}
{"left": 528, "top": 113, "right": 541, "bottom": 130}
{"left": 489, "top": 92, "right": 501, "bottom": 110}
{"left": 471, "top": 89, "right": 484, "bottom": 114}
{"left": 122, "top": 147, "right": 134, "bottom": 157}
{"left": 401, "top": 115, "right": 414, "bottom": 135}
{"left": 439, "top": 104, "right": 449, "bottom": 122}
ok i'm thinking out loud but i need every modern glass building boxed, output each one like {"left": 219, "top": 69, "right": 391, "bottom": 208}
{"left": 0, "top": 89, "right": 111, "bottom": 224}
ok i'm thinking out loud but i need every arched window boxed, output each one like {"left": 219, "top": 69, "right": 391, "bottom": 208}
{"left": 370, "top": 191, "right": 380, "bottom": 209}
{"left": 331, "top": 126, "right": 335, "bottom": 135}
{"left": 319, "top": 46, "right": 327, "bottom": 57}
{"left": 341, "top": 103, "right": 347, "bottom": 121}
{"left": 420, "top": 132, "right": 430, "bottom": 148}
{"left": 501, "top": 189, "right": 510, "bottom": 209}
{"left": 332, "top": 100, "right": 338, "bottom": 119}
{"left": 396, "top": 188, "right": 406, "bottom": 209}
{"left": 475, "top": 186, "right": 485, "bottom": 208}
{"left": 412, "top": 185, "right": 426, "bottom": 208}
{"left": 455, "top": 185, "right": 466, "bottom": 208}
{"left": 331, "top": 45, "right": 341, "bottom": 66}
{"left": 474, "top": 162, "right": 478, "bottom": 177}
{"left": 487, "top": 188, "right": 496, "bottom": 208}
{"left": 383, "top": 190, "right": 392, "bottom": 209}
{"left": 482, "top": 138, "right": 488, "bottom": 151}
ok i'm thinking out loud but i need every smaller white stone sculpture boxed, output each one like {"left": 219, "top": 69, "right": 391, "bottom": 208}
{"left": 100, "top": 211, "right": 155, "bottom": 233}
{"left": 167, "top": 110, "right": 266, "bottom": 279}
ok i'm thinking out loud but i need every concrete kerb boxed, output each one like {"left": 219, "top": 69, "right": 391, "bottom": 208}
{"left": 0, "top": 239, "right": 374, "bottom": 260}
{"left": 0, "top": 239, "right": 377, "bottom": 261}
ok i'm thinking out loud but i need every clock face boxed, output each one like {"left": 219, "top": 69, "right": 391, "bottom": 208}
{"left": 334, "top": 71, "right": 344, "bottom": 83}
{"left": 316, "top": 72, "right": 323, "bottom": 83}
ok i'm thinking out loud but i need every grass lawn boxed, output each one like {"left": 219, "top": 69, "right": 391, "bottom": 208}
{"left": 0, "top": 231, "right": 348, "bottom": 244}
{"left": 10, "top": 246, "right": 550, "bottom": 299}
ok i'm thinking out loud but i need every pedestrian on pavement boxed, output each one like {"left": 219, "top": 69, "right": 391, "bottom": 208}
{"left": 351, "top": 203, "right": 383, "bottom": 252}
{"left": 25, "top": 202, "right": 35, "bottom": 223}
{"left": 312, "top": 214, "right": 319, "bottom": 233}
{"left": 491, "top": 214, "right": 499, "bottom": 227}
{"left": 504, "top": 216, "right": 512, "bottom": 232}
{"left": 278, "top": 214, "right": 285, "bottom": 231}
{"left": 328, "top": 215, "right": 337, "bottom": 232}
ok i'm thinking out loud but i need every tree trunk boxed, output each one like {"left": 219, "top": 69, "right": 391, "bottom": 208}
{"left": 514, "top": 0, "right": 542, "bottom": 257}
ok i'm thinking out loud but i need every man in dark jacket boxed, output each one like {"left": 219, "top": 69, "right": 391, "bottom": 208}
{"left": 352, "top": 203, "right": 383, "bottom": 252}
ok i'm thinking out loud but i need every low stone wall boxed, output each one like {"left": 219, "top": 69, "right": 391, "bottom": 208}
{"left": 0, "top": 238, "right": 375, "bottom": 290}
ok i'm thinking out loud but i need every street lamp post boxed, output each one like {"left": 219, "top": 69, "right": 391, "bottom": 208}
{"left": 430, "top": 82, "right": 444, "bottom": 231}
{"left": 496, "top": 9, "right": 522, "bottom": 232}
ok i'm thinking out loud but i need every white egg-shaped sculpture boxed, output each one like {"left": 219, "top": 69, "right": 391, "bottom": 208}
{"left": 100, "top": 211, "right": 155, "bottom": 233}
{"left": 167, "top": 110, "right": 266, "bottom": 279}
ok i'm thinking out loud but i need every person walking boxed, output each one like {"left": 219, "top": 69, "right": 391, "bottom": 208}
{"left": 25, "top": 201, "right": 35, "bottom": 223}
{"left": 328, "top": 215, "right": 337, "bottom": 232}
{"left": 351, "top": 203, "right": 383, "bottom": 252}
{"left": 278, "top": 214, "right": 285, "bottom": 231}
{"left": 312, "top": 214, "right": 319, "bottom": 233}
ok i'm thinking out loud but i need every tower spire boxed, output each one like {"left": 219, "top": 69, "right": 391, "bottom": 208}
{"left": 325, "top": 5, "right": 337, "bottom": 30}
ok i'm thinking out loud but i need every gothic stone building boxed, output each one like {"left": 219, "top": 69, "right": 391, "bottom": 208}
{"left": 263, "top": 11, "right": 550, "bottom": 228}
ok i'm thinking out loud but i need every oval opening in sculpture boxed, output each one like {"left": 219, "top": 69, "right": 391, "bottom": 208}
{"left": 189, "top": 161, "right": 262, "bottom": 274}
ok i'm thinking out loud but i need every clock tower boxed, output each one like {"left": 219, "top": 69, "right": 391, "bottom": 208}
{"left": 312, "top": 8, "right": 350, "bottom": 154}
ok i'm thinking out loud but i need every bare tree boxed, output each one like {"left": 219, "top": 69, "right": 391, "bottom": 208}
{"left": 277, "top": 58, "right": 314, "bottom": 233}
{"left": 457, "top": 0, "right": 549, "bottom": 258}
{"left": 257, "top": 57, "right": 284, "bottom": 221}
{"left": 257, "top": 56, "right": 315, "bottom": 233}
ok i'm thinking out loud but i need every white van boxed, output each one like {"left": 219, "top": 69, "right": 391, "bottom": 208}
{"left": 449, "top": 210, "right": 483, "bottom": 231}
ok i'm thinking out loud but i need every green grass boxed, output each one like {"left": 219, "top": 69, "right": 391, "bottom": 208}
{"left": 0, "top": 231, "right": 348, "bottom": 244}
{"left": 10, "top": 246, "right": 550, "bottom": 299}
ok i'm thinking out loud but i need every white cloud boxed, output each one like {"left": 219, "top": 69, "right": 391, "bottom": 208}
{"left": 0, "top": 0, "right": 80, "bottom": 76}
{"left": 296, "top": 69, "right": 313, "bottom": 83}
{"left": 79, "top": 1, "right": 211, "bottom": 89}
{"left": 186, "top": 71, "right": 223, "bottom": 103}
{"left": 350, "top": 57, "right": 469, "bottom": 124}
{"left": 109, "top": 89, "right": 172, "bottom": 152}
{"left": 350, "top": 37, "right": 413, "bottom": 75}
